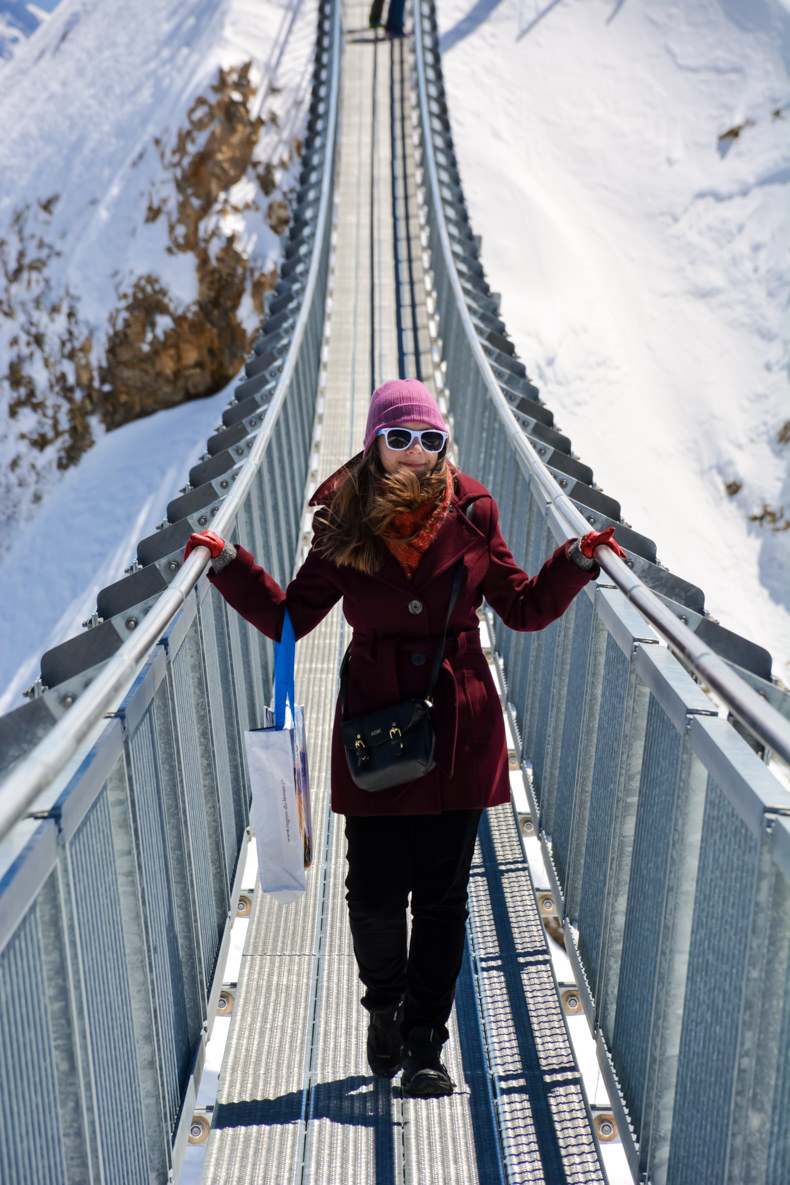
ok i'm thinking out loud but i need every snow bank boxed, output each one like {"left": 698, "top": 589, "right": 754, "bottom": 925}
{"left": 438, "top": 0, "right": 790, "bottom": 680}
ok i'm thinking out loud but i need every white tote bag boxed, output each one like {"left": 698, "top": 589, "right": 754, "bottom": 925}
{"left": 243, "top": 611, "right": 312, "bottom": 905}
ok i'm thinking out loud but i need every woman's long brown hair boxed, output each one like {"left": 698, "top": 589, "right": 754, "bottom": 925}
{"left": 317, "top": 448, "right": 450, "bottom": 574}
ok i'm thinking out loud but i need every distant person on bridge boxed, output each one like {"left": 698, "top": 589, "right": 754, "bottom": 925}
{"left": 185, "top": 378, "right": 625, "bottom": 1099}
{"left": 368, "top": 0, "right": 406, "bottom": 37}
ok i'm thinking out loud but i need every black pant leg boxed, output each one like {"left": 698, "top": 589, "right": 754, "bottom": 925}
{"left": 384, "top": 0, "right": 405, "bottom": 33}
{"left": 345, "top": 815, "right": 411, "bottom": 1012}
{"left": 405, "top": 809, "right": 482, "bottom": 1040}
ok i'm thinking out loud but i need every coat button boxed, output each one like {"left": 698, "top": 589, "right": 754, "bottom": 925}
{"left": 408, "top": 599, "right": 423, "bottom": 615}
{"left": 411, "top": 653, "right": 426, "bottom": 666}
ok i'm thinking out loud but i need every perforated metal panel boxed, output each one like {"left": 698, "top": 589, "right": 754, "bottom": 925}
{"left": 0, "top": 904, "right": 67, "bottom": 1185}
{"left": 70, "top": 792, "right": 151, "bottom": 1182}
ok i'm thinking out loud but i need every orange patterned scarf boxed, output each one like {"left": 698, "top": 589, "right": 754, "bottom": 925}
{"left": 382, "top": 467, "right": 453, "bottom": 578}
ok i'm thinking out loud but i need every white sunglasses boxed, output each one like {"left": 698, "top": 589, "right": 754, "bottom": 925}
{"left": 377, "top": 427, "right": 448, "bottom": 452}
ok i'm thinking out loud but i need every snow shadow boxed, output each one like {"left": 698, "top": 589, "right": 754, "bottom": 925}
{"left": 440, "top": 0, "right": 509, "bottom": 54}
{"left": 515, "top": 0, "right": 566, "bottom": 43}
{"left": 716, "top": 0, "right": 790, "bottom": 69}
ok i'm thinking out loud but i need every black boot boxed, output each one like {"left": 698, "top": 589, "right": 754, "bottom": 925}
{"left": 367, "top": 1003, "right": 404, "bottom": 1078}
{"left": 401, "top": 1026, "right": 455, "bottom": 1098}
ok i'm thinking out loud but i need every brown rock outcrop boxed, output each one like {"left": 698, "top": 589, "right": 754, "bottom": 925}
{"left": 1, "top": 59, "right": 301, "bottom": 519}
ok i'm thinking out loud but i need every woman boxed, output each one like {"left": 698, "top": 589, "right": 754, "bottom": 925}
{"left": 185, "top": 378, "right": 625, "bottom": 1098}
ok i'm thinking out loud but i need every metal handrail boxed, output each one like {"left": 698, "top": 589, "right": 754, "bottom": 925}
{"left": 413, "top": 12, "right": 790, "bottom": 769}
{"left": 0, "top": 0, "right": 342, "bottom": 843}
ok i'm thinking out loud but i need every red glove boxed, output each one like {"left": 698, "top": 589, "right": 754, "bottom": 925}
{"left": 580, "top": 526, "right": 627, "bottom": 560}
{"left": 184, "top": 529, "right": 226, "bottom": 562}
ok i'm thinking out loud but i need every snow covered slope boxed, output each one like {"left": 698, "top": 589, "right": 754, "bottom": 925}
{"left": 0, "top": 0, "right": 316, "bottom": 709}
{"left": 0, "top": 0, "right": 315, "bottom": 538}
{"left": 438, "top": 0, "right": 790, "bottom": 681}
{"left": 0, "top": 0, "right": 788, "bottom": 715}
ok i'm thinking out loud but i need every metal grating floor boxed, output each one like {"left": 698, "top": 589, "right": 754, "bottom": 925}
{"left": 197, "top": 5, "right": 607, "bottom": 1181}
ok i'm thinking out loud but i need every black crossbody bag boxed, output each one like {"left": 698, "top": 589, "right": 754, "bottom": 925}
{"left": 339, "top": 504, "right": 474, "bottom": 793}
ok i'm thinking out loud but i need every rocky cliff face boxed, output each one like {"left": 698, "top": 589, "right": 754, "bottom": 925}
{"left": 1, "top": 59, "right": 300, "bottom": 525}
{"left": 99, "top": 62, "right": 298, "bottom": 428}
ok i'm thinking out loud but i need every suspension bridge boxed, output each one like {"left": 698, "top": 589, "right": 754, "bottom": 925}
{"left": 1, "top": 2, "right": 789, "bottom": 1183}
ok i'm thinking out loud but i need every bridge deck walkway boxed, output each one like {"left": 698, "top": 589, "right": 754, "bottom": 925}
{"left": 197, "top": 6, "right": 607, "bottom": 1181}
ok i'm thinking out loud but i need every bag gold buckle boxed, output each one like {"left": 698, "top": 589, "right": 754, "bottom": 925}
{"left": 354, "top": 735, "right": 370, "bottom": 764}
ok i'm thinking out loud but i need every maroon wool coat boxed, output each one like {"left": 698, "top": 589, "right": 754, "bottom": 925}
{"left": 209, "top": 466, "right": 597, "bottom": 817}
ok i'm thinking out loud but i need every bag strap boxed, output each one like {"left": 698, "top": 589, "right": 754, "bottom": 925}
{"left": 424, "top": 557, "right": 464, "bottom": 700}
{"left": 425, "top": 499, "right": 477, "bottom": 698}
{"left": 340, "top": 499, "right": 477, "bottom": 710}
{"left": 274, "top": 609, "right": 296, "bottom": 729}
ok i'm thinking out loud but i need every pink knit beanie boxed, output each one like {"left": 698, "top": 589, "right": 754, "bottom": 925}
{"left": 363, "top": 379, "right": 448, "bottom": 453}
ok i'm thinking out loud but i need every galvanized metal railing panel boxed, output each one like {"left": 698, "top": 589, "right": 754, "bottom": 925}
{"left": 763, "top": 817, "right": 790, "bottom": 1185}
{"left": 414, "top": 1, "right": 790, "bottom": 1180}
{"left": 69, "top": 785, "right": 154, "bottom": 1182}
{"left": 656, "top": 721, "right": 790, "bottom": 1185}
{"left": 0, "top": 893, "right": 71, "bottom": 1185}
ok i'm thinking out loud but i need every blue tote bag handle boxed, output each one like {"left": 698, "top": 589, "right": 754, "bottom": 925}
{"left": 245, "top": 605, "right": 310, "bottom": 903}
{"left": 273, "top": 609, "right": 296, "bottom": 729}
